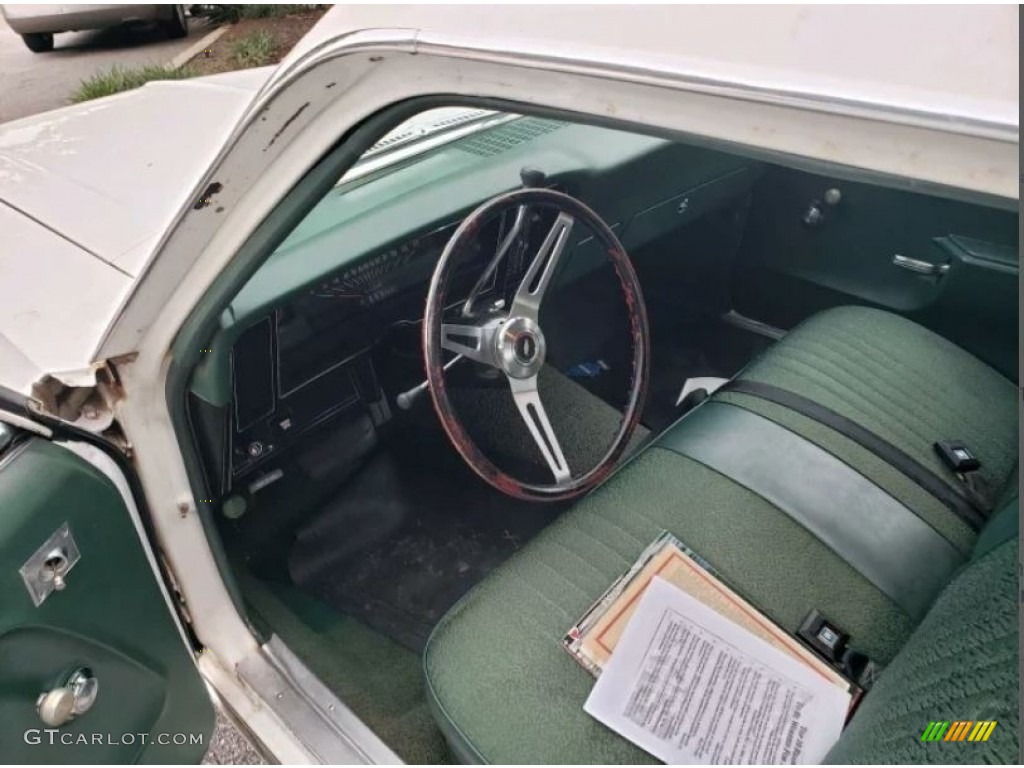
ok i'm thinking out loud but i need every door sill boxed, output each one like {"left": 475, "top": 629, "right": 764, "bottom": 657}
{"left": 200, "top": 636, "right": 402, "bottom": 764}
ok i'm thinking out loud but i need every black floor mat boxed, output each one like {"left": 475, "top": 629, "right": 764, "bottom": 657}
{"left": 601, "top": 312, "right": 773, "bottom": 432}
{"left": 288, "top": 426, "right": 569, "bottom": 651}
{"left": 644, "top": 339, "right": 721, "bottom": 431}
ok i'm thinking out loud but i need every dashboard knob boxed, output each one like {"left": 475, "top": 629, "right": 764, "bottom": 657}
{"left": 520, "top": 167, "right": 547, "bottom": 188}
{"left": 222, "top": 495, "right": 248, "bottom": 520}
{"left": 802, "top": 203, "right": 824, "bottom": 227}
{"left": 823, "top": 187, "right": 843, "bottom": 206}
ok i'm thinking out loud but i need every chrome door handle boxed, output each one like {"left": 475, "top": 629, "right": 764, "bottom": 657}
{"left": 893, "top": 254, "right": 949, "bottom": 277}
{"left": 37, "top": 668, "right": 99, "bottom": 727}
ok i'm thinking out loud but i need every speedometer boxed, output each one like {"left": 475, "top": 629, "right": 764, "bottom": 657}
{"left": 311, "top": 278, "right": 364, "bottom": 301}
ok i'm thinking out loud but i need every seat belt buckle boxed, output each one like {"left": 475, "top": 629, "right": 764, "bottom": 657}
{"left": 797, "top": 610, "right": 848, "bottom": 663}
{"left": 797, "top": 610, "right": 882, "bottom": 692}
{"left": 934, "top": 440, "right": 981, "bottom": 473}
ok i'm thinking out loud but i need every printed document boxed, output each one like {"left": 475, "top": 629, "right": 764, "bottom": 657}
{"left": 584, "top": 578, "right": 850, "bottom": 764}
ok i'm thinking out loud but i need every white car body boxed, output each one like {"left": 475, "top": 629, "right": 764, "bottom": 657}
{"left": 0, "top": 5, "right": 1017, "bottom": 761}
{"left": 0, "top": 67, "right": 271, "bottom": 390}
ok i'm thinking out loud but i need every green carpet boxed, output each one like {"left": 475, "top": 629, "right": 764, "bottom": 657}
{"left": 237, "top": 568, "right": 450, "bottom": 764}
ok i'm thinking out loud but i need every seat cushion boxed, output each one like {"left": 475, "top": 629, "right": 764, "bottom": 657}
{"left": 657, "top": 402, "right": 964, "bottom": 621}
{"left": 826, "top": 519, "right": 1019, "bottom": 764}
{"left": 715, "top": 306, "right": 1018, "bottom": 553}
{"left": 424, "top": 449, "right": 917, "bottom": 764}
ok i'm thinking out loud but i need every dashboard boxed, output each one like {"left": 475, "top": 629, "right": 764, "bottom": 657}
{"left": 274, "top": 221, "right": 459, "bottom": 399}
{"left": 188, "top": 115, "right": 762, "bottom": 497}
{"left": 274, "top": 213, "right": 506, "bottom": 396}
{"left": 222, "top": 211, "right": 522, "bottom": 488}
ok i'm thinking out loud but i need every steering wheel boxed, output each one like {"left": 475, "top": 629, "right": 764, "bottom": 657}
{"left": 423, "top": 188, "right": 649, "bottom": 502}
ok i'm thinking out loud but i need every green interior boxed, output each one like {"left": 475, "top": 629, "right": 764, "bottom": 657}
{"left": 189, "top": 118, "right": 758, "bottom": 407}
{"left": 0, "top": 437, "right": 214, "bottom": 764}
{"left": 422, "top": 306, "right": 1019, "bottom": 763}
{"left": 176, "top": 108, "right": 1018, "bottom": 763}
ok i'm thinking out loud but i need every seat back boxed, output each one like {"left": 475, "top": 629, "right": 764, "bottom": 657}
{"left": 826, "top": 499, "right": 1019, "bottom": 763}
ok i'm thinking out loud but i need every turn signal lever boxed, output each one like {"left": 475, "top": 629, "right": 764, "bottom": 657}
{"left": 395, "top": 354, "right": 463, "bottom": 410}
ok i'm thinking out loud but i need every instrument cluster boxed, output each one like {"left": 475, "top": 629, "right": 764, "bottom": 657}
{"left": 307, "top": 221, "right": 462, "bottom": 308}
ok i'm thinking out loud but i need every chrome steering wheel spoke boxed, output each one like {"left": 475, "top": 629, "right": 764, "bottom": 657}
{"left": 508, "top": 374, "right": 571, "bottom": 485}
{"left": 440, "top": 320, "right": 502, "bottom": 367}
{"left": 510, "top": 212, "right": 574, "bottom": 321}
{"left": 462, "top": 205, "right": 527, "bottom": 318}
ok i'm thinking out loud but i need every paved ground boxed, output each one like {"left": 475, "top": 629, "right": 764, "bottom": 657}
{"left": 203, "top": 710, "right": 265, "bottom": 765}
{"left": 0, "top": 13, "right": 213, "bottom": 123}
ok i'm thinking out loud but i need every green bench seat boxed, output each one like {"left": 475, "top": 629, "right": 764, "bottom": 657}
{"left": 423, "top": 307, "right": 1019, "bottom": 763}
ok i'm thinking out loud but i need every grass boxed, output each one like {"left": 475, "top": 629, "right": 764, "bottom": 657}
{"left": 69, "top": 6, "right": 314, "bottom": 101}
{"left": 71, "top": 64, "right": 196, "bottom": 103}
{"left": 230, "top": 29, "right": 280, "bottom": 68}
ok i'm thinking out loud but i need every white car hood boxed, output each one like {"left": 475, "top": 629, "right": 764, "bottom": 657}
{"left": 0, "top": 68, "right": 270, "bottom": 276}
{"left": 0, "top": 69, "right": 270, "bottom": 391}
{"left": 0, "top": 59, "right": 494, "bottom": 392}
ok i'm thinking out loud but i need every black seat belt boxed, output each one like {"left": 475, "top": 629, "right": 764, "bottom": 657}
{"left": 718, "top": 379, "right": 990, "bottom": 531}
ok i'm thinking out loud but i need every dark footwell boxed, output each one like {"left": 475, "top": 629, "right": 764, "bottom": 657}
{"left": 288, "top": 426, "right": 568, "bottom": 651}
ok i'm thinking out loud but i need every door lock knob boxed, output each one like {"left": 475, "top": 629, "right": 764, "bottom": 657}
{"left": 43, "top": 549, "right": 70, "bottom": 591}
{"left": 36, "top": 669, "right": 98, "bottom": 727}
{"left": 21, "top": 524, "right": 81, "bottom": 606}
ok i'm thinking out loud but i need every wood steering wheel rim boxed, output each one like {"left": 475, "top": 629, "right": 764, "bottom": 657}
{"left": 423, "top": 188, "right": 650, "bottom": 502}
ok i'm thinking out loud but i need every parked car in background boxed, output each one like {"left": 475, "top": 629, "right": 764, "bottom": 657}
{"left": 0, "top": 4, "right": 187, "bottom": 52}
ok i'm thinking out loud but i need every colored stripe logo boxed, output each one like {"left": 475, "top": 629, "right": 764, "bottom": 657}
{"left": 920, "top": 721, "right": 997, "bottom": 742}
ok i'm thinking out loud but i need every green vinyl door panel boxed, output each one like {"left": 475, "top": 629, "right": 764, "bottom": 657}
{"left": 731, "top": 166, "right": 1018, "bottom": 379}
{"left": 0, "top": 434, "right": 214, "bottom": 764}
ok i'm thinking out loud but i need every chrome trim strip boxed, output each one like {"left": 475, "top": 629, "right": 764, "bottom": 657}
{"left": 721, "top": 310, "right": 787, "bottom": 341}
{"left": 237, "top": 635, "right": 402, "bottom": 765}
{"left": 892, "top": 253, "right": 950, "bottom": 277}
{"left": 0, "top": 410, "right": 53, "bottom": 438}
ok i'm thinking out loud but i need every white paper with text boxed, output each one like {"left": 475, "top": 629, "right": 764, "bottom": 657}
{"left": 584, "top": 578, "right": 850, "bottom": 764}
